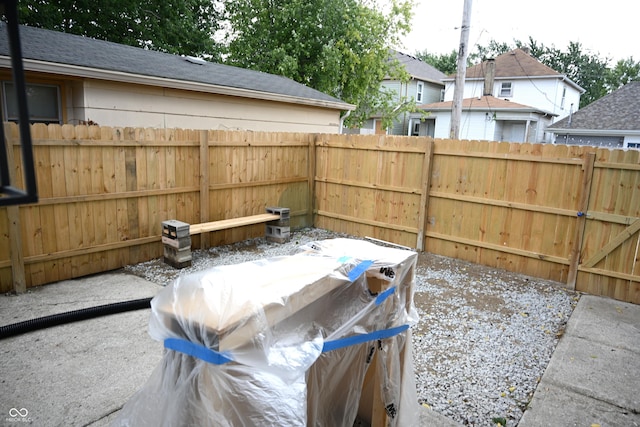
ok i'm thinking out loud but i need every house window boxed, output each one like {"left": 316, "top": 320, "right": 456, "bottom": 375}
{"left": 499, "top": 82, "right": 513, "bottom": 97}
{"left": 440, "top": 89, "right": 445, "bottom": 102}
{"left": 2, "top": 82, "right": 62, "bottom": 124}
{"left": 560, "top": 86, "right": 567, "bottom": 109}
{"left": 416, "top": 82, "right": 424, "bottom": 103}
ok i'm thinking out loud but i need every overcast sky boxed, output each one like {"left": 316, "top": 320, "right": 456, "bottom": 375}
{"left": 398, "top": 0, "right": 637, "bottom": 63}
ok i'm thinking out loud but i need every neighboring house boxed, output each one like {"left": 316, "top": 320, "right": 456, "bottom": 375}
{"left": 547, "top": 81, "right": 640, "bottom": 149}
{"left": 410, "top": 48, "right": 584, "bottom": 143}
{"left": 415, "top": 96, "right": 552, "bottom": 142}
{"left": 0, "top": 23, "right": 353, "bottom": 133}
{"left": 357, "top": 50, "right": 446, "bottom": 135}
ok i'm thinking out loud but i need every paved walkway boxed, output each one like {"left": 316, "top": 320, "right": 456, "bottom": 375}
{"left": 519, "top": 295, "right": 640, "bottom": 427}
{"left": 1, "top": 273, "right": 638, "bottom": 426}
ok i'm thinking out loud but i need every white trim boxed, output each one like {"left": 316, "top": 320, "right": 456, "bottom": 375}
{"left": 0, "top": 56, "right": 355, "bottom": 111}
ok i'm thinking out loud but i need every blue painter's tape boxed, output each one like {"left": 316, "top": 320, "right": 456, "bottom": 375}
{"left": 322, "top": 324, "right": 410, "bottom": 353}
{"left": 348, "top": 260, "right": 374, "bottom": 281}
{"left": 164, "top": 338, "right": 233, "bottom": 365}
{"left": 375, "top": 286, "right": 396, "bottom": 305}
{"left": 164, "top": 324, "right": 410, "bottom": 365}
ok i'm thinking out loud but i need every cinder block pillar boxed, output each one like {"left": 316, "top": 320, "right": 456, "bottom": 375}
{"left": 265, "top": 207, "right": 290, "bottom": 243}
{"left": 162, "top": 219, "right": 192, "bottom": 268}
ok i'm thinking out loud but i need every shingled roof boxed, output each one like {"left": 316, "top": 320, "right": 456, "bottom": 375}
{"left": 466, "top": 48, "right": 559, "bottom": 78}
{"left": 418, "top": 95, "right": 553, "bottom": 115}
{"left": 0, "top": 23, "right": 353, "bottom": 110}
{"left": 392, "top": 51, "right": 446, "bottom": 85}
{"left": 548, "top": 81, "right": 640, "bottom": 132}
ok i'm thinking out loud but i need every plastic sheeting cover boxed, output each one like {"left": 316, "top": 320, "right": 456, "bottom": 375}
{"left": 113, "top": 238, "right": 420, "bottom": 426}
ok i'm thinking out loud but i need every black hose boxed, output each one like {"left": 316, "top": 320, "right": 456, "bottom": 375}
{"left": 0, "top": 297, "right": 152, "bottom": 340}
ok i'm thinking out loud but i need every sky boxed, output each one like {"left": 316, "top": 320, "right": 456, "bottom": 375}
{"left": 398, "top": 0, "right": 638, "bottom": 63}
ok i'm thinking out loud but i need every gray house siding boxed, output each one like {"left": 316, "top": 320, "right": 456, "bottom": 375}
{"left": 423, "top": 84, "right": 443, "bottom": 104}
{"left": 372, "top": 51, "right": 446, "bottom": 135}
{"left": 388, "top": 79, "right": 443, "bottom": 135}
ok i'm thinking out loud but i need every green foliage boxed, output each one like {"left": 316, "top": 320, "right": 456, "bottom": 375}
{"left": 605, "top": 58, "right": 640, "bottom": 91}
{"left": 221, "top": 0, "right": 414, "bottom": 127}
{"left": 533, "top": 41, "right": 610, "bottom": 107}
{"left": 15, "top": 0, "right": 221, "bottom": 58}
{"left": 469, "top": 39, "right": 512, "bottom": 62}
{"left": 414, "top": 49, "right": 458, "bottom": 75}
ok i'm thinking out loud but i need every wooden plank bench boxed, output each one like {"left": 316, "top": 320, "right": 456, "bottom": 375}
{"left": 189, "top": 213, "right": 280, "bottom": 235}
{"left": 162, "top": 207, "right": 290, "bottom": 268}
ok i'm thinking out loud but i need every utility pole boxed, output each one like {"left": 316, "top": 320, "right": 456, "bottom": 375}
{"left": 449, "top": 0, "right": 472, "bottom": 140}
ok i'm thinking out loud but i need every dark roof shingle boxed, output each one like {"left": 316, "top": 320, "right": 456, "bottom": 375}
{"left": 549, "top": 81, "right": 640, "bottom": 131}
{"left": 392, "top": 51, "right": 446, "bottom": 84}
{"left": 0, "top": 23, "right": 350, "bottom": 108}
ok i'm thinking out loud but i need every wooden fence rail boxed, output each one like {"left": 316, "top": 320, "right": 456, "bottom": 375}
{"left": 2, "top": 124, "right": 639, "bottom": 304}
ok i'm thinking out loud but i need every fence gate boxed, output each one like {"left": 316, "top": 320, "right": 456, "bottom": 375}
{"left": 572, "top": 151, "right": 640, "bottom": 302}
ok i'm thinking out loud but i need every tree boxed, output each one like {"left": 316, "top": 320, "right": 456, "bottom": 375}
{"left": 15, "top": 0, "right": 221, "bottom": 58}
{"left": 469, "top": 39, "right": 511, "bottom": 62}
{"left": 414, "top": 49, "right": 458, "bottom": 75}
{"left": 605, "top": 57, "right": 640, "bottom": 92}
{"left": 221, "top": 0, "right": 415, "bottom": 128}
{"left": 534, "top": 41, "right": 610, "bottom": 107}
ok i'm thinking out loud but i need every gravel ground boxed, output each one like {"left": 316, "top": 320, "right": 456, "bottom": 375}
{"left": 125, "top": 227, "right": 578, "bottom": 427}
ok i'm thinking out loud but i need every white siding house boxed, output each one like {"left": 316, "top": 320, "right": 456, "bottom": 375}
{"left": 414, "top": 96, "right": 550, "bottom": 142}
{"left": 413, "top": 49, "right": 584, "bottom": 143}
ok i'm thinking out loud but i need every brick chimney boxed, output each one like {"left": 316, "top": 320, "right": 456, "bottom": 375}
{"left": 483, "top": 58, "right": 496, "bottom": 97}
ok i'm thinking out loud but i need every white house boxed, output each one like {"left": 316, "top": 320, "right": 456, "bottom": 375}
{"left": 0, "top": 23, "right": 354, "bottom": 133}
{"left": 414, "top": 96, "right": 553, "bottom": 142}
{"left": 410, "top": 48, "right": 584, "bottom": 142}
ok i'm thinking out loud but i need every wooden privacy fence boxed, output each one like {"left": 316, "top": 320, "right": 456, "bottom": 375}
{"left": 314, "top": 135, "right": 640, "bottom": 304}
{"left": 1, "top": 124, "right": 314, "bottom": 292}
{"left": 2, "top": 124, "right": 639, "bottom": 304}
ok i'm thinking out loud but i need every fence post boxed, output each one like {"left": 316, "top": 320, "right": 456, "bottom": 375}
{"left": 416, "top": 138, "right": 435, "bottom": 251}
{"left": 567, "top": 152, "right": 596, "bottom": 289}
{"left": 199, "top": 130, "right": 210, "bottom": 249}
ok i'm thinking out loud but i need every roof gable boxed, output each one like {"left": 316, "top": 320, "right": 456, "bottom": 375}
{"left": 549, "top": 81, "right": 640, "bottom": 131}
{"left": 0, "top": 23, "right": 351, "bottom": 109}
